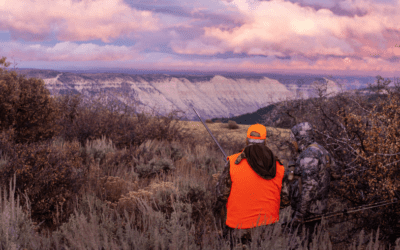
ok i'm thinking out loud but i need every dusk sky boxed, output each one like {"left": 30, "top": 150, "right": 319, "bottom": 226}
{"left": 1, "top": 0, "right": 400, "bottom": 77}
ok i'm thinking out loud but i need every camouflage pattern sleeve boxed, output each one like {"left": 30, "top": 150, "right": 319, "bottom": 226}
{"left": 296, "top": 156, "right": 320, "bottom": 216}
{"left": 215, "top": 160, "right": 232, "bottom": 204}
{"left": 280, "top": 168, "right": 291, "bottom": 208}
{"left": 213, "top": 160, "right": 232, "bottom": 224}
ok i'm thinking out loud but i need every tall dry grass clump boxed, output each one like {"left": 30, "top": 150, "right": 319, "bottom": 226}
{"left": 227, "top": 120, "right": 239, "bottom": 129}
{"left": 0, "top": 175, "right": 41, "bottom": 249}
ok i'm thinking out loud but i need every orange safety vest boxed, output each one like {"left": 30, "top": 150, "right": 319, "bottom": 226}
{"left": 226, "top": 151, "right": 285, "bottom": 229}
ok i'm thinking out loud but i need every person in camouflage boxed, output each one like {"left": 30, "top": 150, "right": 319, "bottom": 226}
{"left": 283, "top": 122, "right": 339, "bottom": 244}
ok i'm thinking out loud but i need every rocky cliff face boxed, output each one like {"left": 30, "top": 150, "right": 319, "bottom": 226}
{"left": 17, "top": 69, "right": 368, "bottom": 120}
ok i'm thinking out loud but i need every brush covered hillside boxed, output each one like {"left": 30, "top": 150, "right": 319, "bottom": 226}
{"left": 212, "top": 84, "right": 400, "bottom": 129}
{"left": 1, "top": 59, "right": 399, "bottom": 249}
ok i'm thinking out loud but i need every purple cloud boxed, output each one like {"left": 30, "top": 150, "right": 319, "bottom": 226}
{"left": 0, "top": 0, "right": 399, "bottom": 76}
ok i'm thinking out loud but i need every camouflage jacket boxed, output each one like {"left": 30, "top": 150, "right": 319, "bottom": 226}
{"left": 286, "top": 142, "right": 338, "bottom": 217}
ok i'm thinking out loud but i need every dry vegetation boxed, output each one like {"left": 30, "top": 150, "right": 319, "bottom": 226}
{"left": 174, "top": 119, "right": 291, "bottom": 165}
{"left": 0, "top": 57, "right": 399, "bottom": 249}
{"left": 263, "top": 77, "right": 400, "bottom": 247}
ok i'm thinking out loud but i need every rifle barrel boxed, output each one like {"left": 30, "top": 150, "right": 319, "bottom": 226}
{"left": 303, "top": 198, "right": 400, "bottom": 223}
{"left": 192, "top": 107, "right": 228, "bottom": 163}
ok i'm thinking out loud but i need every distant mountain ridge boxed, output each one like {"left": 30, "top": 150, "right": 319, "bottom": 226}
{"left": 15, "top": 69, "right": 377, "bottom": 121}
{"left": 211, "top": 104, "right": 277, "bottom": 125}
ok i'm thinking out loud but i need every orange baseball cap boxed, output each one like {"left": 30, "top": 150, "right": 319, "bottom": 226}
{"left": 247, "top": 124, "right": 267, "bottom": 140}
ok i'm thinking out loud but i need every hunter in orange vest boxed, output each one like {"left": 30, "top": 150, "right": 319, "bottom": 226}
{"left": 214, "top": 124, "right": 285, "bottom": 246}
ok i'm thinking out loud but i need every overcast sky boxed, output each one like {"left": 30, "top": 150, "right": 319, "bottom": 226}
{"left": 1, "top": 0, "right": 400, "bottom": 77}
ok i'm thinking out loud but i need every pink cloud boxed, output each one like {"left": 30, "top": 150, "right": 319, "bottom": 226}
{"left": 1, "top": 0, "right": 399, "bottom": 77}
{"left": 170, "top": 39, "right": 226, "bottom": 55}
{"left": 0, "top": 41, "right": 142, "bottom": 61}
{"left": 114, "top": 54, "right": 400, "bottom": 76}
{"left": 203, "top": 0, "right": 367, "bottom": 56}
{"left": 169, "top": 0, "right": 400, "bottom": 64}
{"left": 12, "top": 49, "right": 399, "bottom": 77}
{"left": 0, "top": 0, "right": 160, "bottom": 42}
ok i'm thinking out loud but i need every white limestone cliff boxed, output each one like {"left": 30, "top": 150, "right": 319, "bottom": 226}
{"left": 22, "top": 70, "right": 369, "bottom": 120}
{"left": 42, "top": 74, "right": 298, "bottom": 120}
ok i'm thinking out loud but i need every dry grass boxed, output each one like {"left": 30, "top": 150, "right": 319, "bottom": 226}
{"left": 0, "top": 116, "right": 398, "bottom": 249}
{"left": 228, "top": 120, "right": 239, "bottom": 129}
{"left": 173, "top": 119, "right": 291, "bottom": 164}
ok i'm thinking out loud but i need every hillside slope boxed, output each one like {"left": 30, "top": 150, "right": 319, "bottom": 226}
{"left": 16, "top": 69, "right": 351, "bottom": 121}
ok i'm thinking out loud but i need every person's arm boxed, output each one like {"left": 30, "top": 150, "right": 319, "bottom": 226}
{"left": 216, "top": 160, "right": 232, "bottom": 202}
{"left": 213, "top": 160, "right": 232, "bottom": 216}
{"left": 280, "top": 171, "right": 291, "bottom": 208}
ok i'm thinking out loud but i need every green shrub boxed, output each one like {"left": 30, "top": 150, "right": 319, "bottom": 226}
{"left": 0, "top": 57, "right": 59, "bottom": 143}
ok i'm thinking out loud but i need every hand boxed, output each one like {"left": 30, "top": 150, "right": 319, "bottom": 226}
{"left": 287, "top": 161, "right": 296, "bottom": 181}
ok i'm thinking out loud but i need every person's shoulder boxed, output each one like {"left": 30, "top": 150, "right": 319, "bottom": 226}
{"left": 301, "top": 143, "right": 325, "bottom": 157}
{"left": 307, "top": 143, "right": 334, "bottom": 162}
{"left": 227, "top": 150, "right": 242, "bottom": 162}
{"left": 297, "top": 148, "right": 320, "bottom": 168}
